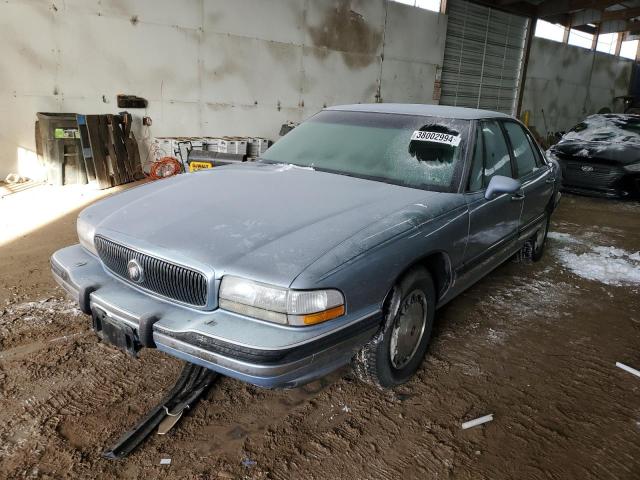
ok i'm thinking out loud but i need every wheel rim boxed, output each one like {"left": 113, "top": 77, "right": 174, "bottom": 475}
{"left": 389, "top": 290, "right": 428, "bottom": 370}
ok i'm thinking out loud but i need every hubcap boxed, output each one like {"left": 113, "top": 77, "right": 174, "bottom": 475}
{"left": 389, "top": 290, "right": 428, "bottom": 370}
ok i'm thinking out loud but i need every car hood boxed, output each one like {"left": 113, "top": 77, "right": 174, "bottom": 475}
{"left": 553, "top": 140, "right": 640, "bottom": 165}
{"left": 82, "top": 163, "right": 458, "bottom": 286}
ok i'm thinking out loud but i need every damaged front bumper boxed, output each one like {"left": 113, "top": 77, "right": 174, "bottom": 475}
{"left": 51, "top": 244, "right": 380, "bottom": 388}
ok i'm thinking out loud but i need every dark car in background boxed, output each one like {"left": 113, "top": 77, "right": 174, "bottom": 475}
{"left": 548, "top": 114, "right": 640, "bottom": 198}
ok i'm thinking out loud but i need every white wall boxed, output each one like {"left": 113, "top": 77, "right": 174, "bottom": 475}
{"left": 521, "top": 37, "right": 634, "bottom": 135}
{"left": 0, "top": 0, "right": 447, "bottom": 179}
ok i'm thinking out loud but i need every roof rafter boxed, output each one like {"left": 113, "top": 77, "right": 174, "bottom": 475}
{"left": 537, "top": 0, "right": 623, "bottom": 19}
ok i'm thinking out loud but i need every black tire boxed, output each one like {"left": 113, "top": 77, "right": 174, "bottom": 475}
{"left": 351, "top": 267, "right": 436, "bottom": 389}
{"left": 531, "top": 213, "right": 550, "bottom": 261}
{"left": 515, "top": 212, "right": 550, "bottom": 263}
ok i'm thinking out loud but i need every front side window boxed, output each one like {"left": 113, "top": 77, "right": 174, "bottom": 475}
{"left": 260, "top": 110, "right": 471, "bottom": 192}
{"left": 480, "top": 120, "right": 513, "bottom": 186}
{"left": 503, "top": 122, "right": 540, "bottom": 178}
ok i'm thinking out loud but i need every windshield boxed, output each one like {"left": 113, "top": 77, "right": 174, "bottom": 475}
{"left": 260, "top": 110, "right": 470, "bottom": 192}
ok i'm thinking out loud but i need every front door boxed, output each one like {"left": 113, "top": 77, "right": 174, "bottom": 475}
{"left": 463, "top": 120, "right": 523, "bottom": 272}
{"left": 502, "top": 121, "right": 554, "bottom": 231}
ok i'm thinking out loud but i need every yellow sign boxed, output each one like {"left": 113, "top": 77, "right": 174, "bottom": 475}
{"left": 189, "top": 161, "right": 214, "bottom": 172}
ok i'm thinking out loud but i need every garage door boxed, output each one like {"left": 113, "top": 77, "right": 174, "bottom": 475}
{"left": 440, "top": 0, "right": 530, "bottom": 114}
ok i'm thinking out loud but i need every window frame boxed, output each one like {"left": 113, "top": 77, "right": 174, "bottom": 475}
{"left": 523, "top": 128, "right": 545, "bottom": 168}
{"left": 500, "top": 119, "right": 543, "bottom": 179}
{"left": 466, "top": 121, "right": 485, "bottom": 192}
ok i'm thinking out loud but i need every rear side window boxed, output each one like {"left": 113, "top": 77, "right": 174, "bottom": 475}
{"left": 481, "top": 121, "right": 512, "bottom": 186}
{"left": 524, "top": 130, "right": 545, "bottom": 166}
{"left": 503, "top": 122, "right": 539, "bottom": 178}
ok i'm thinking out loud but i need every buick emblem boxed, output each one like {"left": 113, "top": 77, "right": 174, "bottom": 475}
{"left": 127, "top": 259, "right": 144, "bottom": 283}
{"left": 581, "top": 165, "right": 594, "bottom": 172}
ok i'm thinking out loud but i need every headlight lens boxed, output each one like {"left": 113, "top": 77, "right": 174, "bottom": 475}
{"left": 624, "top": 162, "right": 640, "bottom": 173}
{"left": 219, "top": 276, "right": 345, "bottom": 326}
{"left": 77, "top": 216, "right": 97, "bottom": 255}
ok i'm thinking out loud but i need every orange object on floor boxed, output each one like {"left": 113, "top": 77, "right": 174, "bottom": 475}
{"left": 149, "top": 157, "right": 182, "bottom": 180}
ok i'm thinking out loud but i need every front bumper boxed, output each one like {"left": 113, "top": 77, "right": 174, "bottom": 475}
{"left": 51, "top": 244, "right": 381, "bottom": 388}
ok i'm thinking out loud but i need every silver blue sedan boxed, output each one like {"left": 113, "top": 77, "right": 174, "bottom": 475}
{"left": 51, "top": 104, "right": 561, "bottom": 389}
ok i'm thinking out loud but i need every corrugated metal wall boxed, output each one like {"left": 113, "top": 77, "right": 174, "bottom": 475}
{"left": 440, "top": 0, "right": 529, "bottom": 114}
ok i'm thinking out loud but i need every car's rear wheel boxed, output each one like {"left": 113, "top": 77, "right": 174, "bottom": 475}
{"left": 515, "top": 212, "right": 550, "bottom": 263}
{"left": 351, "top": 267, "right": 435, "bottom": 389}
{"left": 531, "top": 213, "right": 550, "bottom": 261}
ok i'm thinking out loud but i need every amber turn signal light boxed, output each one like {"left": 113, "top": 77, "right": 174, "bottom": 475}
{"left": 301, "top": 305, "right": 346, "bottom": 325}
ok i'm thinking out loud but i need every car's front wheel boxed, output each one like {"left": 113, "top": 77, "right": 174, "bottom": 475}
{"left": 352, "top": 266, "right": 435, "bottom": 389}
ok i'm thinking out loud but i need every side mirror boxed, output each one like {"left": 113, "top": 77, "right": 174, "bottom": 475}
{"left": 484, "top": 175, "right": 521, "bottom": 200}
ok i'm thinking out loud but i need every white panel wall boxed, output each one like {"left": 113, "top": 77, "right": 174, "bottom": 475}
{"left": 381, "top": 2, "right": 448, "bottom": 103}
{"left": 0, "top": 0, "right": 448, "bottom": 179}
{"left": 521, "top": 37, "right": 633, "bottom": 135}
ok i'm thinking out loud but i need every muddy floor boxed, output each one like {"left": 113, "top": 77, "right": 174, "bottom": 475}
{"left": 1, "top": 192, "right": 639, "bottom": 479}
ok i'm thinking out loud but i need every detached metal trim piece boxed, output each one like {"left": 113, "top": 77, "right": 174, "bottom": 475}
{"left": 102, "top": 362, "right": 217, "bottom": 460}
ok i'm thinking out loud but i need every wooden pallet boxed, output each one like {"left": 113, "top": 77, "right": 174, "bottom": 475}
{"left": 83, "top": 113, "right": 143, "bottom": 189}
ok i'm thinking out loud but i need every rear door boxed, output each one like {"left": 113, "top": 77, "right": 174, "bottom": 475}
{"left": 463, "top": 119, "right": 523, "bottom": 270}
{"left": 501, "top": 121, "right": 554, "bottom": 231}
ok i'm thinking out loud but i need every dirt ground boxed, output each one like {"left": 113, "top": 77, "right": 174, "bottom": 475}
{"left": 1, "top": 190, "right": 639, "bottom": 480}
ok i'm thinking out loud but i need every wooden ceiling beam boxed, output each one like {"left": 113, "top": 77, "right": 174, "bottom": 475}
{"left": 602, "top": 7, "right": 640, "bottom": 22}
{"left": 537, "top": 0, "right": 622, "bottom": 19}
{"left": 598, "top": 18, "right": 640, "bottom": 34}
{"left": 468, "top": 0, "right": 537, "bottom": 16}
{"left": 566, "top": 6, "right": 640, "bottom": 28}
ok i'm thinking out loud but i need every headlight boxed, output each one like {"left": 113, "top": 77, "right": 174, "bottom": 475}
{"left": 624, "top": 162, "right": 640, "bottom": 173}
{"left": 219, "top": 276, "right": 345, "bottom": 326}
{"left": 77, "top": 216, "right": 97, "bottom": 255}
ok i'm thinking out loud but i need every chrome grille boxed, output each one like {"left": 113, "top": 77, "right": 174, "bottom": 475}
{"left": 95, "top": 236, "right": 208, "bottom": 307}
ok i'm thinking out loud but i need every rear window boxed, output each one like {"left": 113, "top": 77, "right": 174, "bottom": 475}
{"left": 261, "top": 110, "right": 471, "bottom": 192}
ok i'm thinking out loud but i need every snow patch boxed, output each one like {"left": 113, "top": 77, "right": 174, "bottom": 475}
{"left": 576, "top": 148, "right": 591, "bottom": 157}
{"left": 273, "top": 163, "right": 315, "bottom": 172}
{"left": 563, "top": 114, "right": 640, "bottom": 145}
{"left": 1, "top": 297, "right": 81, "bottom": 326}
{"left": 556, "top": 246, "right": 640, "bottom": 286}
{"left": 486, "top": 328, "right": 505, "bottom": 344}
{"left": 547, "top": 231, "right": 582, "bottom": 245}
{"left": 550, "top": 229, "right": 640, "bottom": 286}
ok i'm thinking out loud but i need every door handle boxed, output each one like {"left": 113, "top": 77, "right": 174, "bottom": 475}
{"left": 545, "top": 177, "right": 555, "bottom": 184}
{"left": 510, "top": 193, "right": 525, "bottom": 201}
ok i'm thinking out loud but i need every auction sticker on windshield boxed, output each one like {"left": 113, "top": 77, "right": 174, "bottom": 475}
{"left": 411, "top": 130, "right": 461, "bottom": 147}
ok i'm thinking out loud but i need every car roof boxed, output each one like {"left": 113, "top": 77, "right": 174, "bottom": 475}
{"left": 326, "top": 103, "right": 512, "bottom": 120}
